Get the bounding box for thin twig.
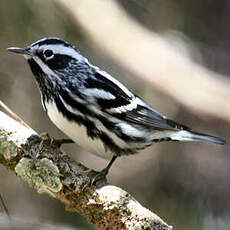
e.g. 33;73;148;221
0;192;10;218
0;100;31;130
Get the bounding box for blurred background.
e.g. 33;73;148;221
0;0;230;229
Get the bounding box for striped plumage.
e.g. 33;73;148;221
8;38;225;180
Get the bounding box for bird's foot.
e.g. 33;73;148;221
89;168;109;186
39;132;50;150
82;168;109;190
82;156;117;189
82;168;94;175
39;132;73;150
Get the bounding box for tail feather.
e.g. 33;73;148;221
179;130;226;145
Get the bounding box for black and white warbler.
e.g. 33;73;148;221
8;38;225;182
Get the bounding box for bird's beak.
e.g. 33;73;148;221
7;47;32;57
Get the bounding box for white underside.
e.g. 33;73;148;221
45;101;114;159
45;101;197;160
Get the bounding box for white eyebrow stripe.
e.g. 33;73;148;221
32;42;134;100
40;44;86;62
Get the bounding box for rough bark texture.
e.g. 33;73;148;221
0;111;172;230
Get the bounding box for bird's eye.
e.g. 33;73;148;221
43;49;54;58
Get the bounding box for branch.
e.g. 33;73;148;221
0;213;77;230
54;0;230;121
0;110;172;230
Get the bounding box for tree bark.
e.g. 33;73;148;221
0;111;172;230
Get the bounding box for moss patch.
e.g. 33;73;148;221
15;157;62;197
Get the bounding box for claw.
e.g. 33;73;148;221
82;169;94;175
38;133;73;150
40;132;50;138
39;140;44;151
51;139;74;148
81;183;89;191
80;168;108;191
89;168;108;186
82;156;117;189
39;132;50;150
82;168;108;190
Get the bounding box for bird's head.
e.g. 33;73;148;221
7;37;89;97
8;37;86;70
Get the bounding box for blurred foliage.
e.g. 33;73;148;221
0;0;230;230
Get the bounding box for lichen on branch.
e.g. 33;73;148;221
0;111;172;230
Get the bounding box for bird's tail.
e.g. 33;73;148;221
174;130;225;145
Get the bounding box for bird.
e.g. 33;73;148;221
7;37;226;183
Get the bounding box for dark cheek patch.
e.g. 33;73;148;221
34;52;74;71
46;54;73;70
27;58;43;77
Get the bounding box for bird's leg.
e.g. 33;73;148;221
51;139;74;147
39;132;74;150
89;155;117;186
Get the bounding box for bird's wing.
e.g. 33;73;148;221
113;101;190;131
81;70;189;131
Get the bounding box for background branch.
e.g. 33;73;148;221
1;1;229;229
0;110;172;230
55;0;230;121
